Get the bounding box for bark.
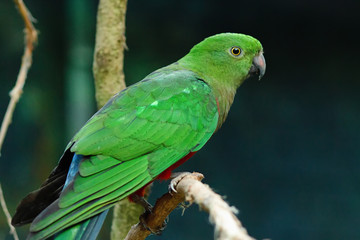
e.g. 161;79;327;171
93;0;128;108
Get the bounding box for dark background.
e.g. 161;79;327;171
1;0;359;239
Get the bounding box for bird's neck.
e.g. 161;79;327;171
212;84;236;129
175;59;238;129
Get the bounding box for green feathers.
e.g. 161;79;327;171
70;70;218;159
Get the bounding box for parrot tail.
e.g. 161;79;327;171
27;154;109;240
51;210;109;240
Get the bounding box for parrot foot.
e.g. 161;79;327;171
131;194;153;213
139;213;167;235
132;194;167;234
168;171;192;193
132;194;167;235
179;201;193;215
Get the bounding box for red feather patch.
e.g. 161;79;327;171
128;151;197;201
157;151;197;180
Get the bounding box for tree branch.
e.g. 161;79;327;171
0;1;37;240
93;0;128;108
125;173;255;240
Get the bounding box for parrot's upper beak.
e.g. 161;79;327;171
249;52;266;80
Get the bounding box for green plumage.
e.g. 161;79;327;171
70;70;218;158
12;33;265;240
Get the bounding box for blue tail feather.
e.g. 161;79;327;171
53;154;109;240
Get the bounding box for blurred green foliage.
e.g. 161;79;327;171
0;0;359;239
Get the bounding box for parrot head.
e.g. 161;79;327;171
179;32;265;89
178;32;265;126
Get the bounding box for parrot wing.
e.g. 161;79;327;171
28;68;219;239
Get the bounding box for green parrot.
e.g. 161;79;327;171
11;33;265;240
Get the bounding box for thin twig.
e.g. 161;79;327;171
0;1;37;240
125;172;254;240
0;0;37;154
0;184;19;240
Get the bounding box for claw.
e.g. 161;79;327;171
179;202;192;216
168;172;192;194
169;182;177;193
133;195;168;235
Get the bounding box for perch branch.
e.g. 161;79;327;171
125;172;254;240
0;1;37;240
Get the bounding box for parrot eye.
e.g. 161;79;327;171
230;47;242;57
